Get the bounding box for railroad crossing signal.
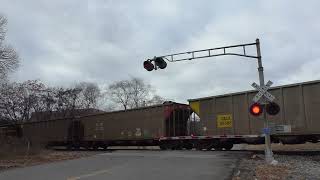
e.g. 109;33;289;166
251;80;280;116
143;39;277;163
143;57;167;71
251;80;275;103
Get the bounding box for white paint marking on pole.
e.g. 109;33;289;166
252;80;275;103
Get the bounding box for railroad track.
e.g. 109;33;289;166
54;148;320;156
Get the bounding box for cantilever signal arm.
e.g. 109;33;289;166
158;42;260;63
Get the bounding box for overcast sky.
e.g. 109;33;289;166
1;0;320;103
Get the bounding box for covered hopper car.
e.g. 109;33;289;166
159;80;320;150
11;102;192;150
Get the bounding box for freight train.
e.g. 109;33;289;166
1;80;320;150
1;102;193;150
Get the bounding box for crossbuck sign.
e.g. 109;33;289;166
252;80;275;103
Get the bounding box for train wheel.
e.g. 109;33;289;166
84;142;92;150
170;144;178;150
195;143;204;150
212;144;222;151
66;144;73;150
167;141;183;150
280;137;304;144
183;143;193;150
159;144;168;150
166;142;180;150
92;145;98;151
72;142;81;150
73;145;80;150
195;141;211;151
223;143;233;150
45;144;50;149
171;141;182;150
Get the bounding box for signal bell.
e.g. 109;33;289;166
143;60;154;71
249;103;263;116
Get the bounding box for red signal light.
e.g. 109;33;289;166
249;103;263;116
143;60;154;71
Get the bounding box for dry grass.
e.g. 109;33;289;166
255;164;291;180
1;137;34;158
0;138;96;171
0;149;97;171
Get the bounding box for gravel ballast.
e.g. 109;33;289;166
233;153;320;180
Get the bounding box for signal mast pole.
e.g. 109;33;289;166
144;38;275;163
256;39;274;163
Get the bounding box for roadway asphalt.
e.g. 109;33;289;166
0;150;248;180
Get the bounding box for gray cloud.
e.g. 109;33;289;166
1;0;320;103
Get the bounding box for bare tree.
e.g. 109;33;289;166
0;80;46;122
0;15;19;78
54;87;83;117
42;87;57;112
0;73;8;85
108;80;132;110
77;82;101;109
108;77;165;110
0;15;6;41
0;80;105;122
95;87;116;111
130;77;151;108
146;95;166;106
